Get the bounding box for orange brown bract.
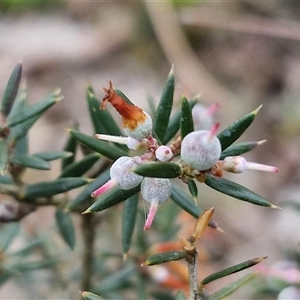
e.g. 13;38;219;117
101;81;147;131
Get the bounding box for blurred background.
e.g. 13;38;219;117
1;1;300;299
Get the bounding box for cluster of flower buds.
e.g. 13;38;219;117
91;82;174;229
180;123;221;171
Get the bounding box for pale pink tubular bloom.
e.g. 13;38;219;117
144;199;159;230
223;156;279;174
91;178;117;198
206;122;220;143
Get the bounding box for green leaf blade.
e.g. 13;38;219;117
220;141;262;160
66;168;110;211
84;185;141;213
59;153;100;178
69;129;127;161
10;154;51;170
24;177;89;199
122;194;138;255
217;105;262;151
180;96;194;139
132;162;181;178
204;174;274;207
154;66;175;141
1;63;22;117
55;207;76;250
144;250;186;266
33;151;72;162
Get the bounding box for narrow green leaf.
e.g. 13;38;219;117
208;273;257;300
0;223;20;251
10;154;51;170
84;184;140;213
1;63;22;117
217;105;262;151
82;292;105;300
0;139;8;174
66;168;110;211
59;153;100;178
132;162;181;178
24;177;89;199
14;258;58;272
163;99;197;144
61;124;78;170
201;257;266;285
171;182;218;229
0;173;12;184
55;207;76;250
220;141;263;160
13;135;28;156
180;96;194;139
33;151;72;162
154;66;174;141
204;174;275;207
7;90;61;127
122;194;138;255
69;129;127;161
144;250;186;266
96;264;135;293
187;179;198;202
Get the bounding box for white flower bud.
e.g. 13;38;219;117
181;125;221;171
155;146;173;162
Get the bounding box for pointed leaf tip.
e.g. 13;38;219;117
253;104;263;115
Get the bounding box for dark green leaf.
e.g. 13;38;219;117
13;135;28;156
66;168;110;211
33;151;72;162
0;173;12;184
14;258;58;272
204;174;275;207
201;257;266;285
59;153;100;178
132;162;181;178
82;292;105;300
55;207;76;250
96;264;135;293
220;141;262;160
7;90;61;127
0;223;20;251
0;139;8;173
1;63;22;117
10;154;51;170
24;177;89;199
144;250;186;266
163;99;197;144
171;181;218;229
180;96;194;139
122;194;138;255
69;129;127;161
208;273;257;300
187;179;198;202
84;184;141;213
217;105;262;151
154;66;174;141
61;124;78;170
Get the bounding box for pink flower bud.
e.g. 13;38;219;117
141;177;172;230
180;124;221;171
223;156;279;174
155;146;173;162
91;156;143;197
